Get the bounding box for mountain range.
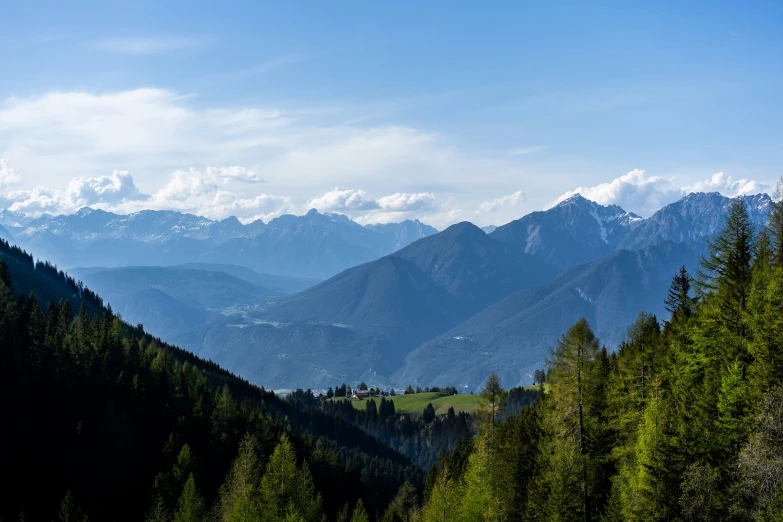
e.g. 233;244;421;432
171;191;770;390
1;207;438;279
2;191;774;390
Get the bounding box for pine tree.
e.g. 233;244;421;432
480;372;503;429
539;318;608;522
350;500;369;522
0;259;12;290
173;474;205;522
769;177;783;267
216;434;264;522
58;491;88;522
259;434;322;521
664;266;696;320
697;196;755;338
459;434;503;521
421;465;460;522
715;361;752;459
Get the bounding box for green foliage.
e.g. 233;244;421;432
416;199;783;521
770;177;783;267
0;239;422;522
350;500;369;522
259;434;322;522
172;474;205;522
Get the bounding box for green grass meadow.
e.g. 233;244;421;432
330;391;486;415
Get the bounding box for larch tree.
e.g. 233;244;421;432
540;318;608;522
259;433;322;522
769;177;783;267
480;371;504;431
172;474;205;522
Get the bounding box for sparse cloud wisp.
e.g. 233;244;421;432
93;36;211;55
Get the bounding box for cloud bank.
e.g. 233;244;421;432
0;88;776;226
552;170;772;216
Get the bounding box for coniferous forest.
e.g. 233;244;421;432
1;188;783;521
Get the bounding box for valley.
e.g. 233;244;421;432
1;190;772;391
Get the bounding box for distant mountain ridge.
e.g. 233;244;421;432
2;190;776;390
174;191;773;389
489;194;643;269
618;192;772;250
2;207;438;278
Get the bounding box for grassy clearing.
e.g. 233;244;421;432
330;391;486;415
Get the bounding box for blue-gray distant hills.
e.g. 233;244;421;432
1;207;437;279
1;191;773;390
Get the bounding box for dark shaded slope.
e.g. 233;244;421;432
394;240;705;391
0;239;422;521
0;239;104;313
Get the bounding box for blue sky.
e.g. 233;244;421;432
1;1;781;227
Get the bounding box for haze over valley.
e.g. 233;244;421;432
2;190;772;390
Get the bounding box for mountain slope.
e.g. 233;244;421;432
68;265;282;340
0;224;13;242
490;194;641;270
171;262;319;293
618;192;772;250
393;240;706;390
0;239;422;521
182;222;556;388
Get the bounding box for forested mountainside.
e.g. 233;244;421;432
0;239;423;521
415;195;783;521
0;191;781;521
285;387;539;470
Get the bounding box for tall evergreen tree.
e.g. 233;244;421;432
664;266;696;320
769;177;783;267
172;474;205;522
215;434;264;522
539;319;609;522
259;434;322;521
697;196;755;339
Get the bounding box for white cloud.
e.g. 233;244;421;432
377;192;436;212
0;159;21;187
308;188;436;216
66;170;147;205
0;88;466;194
683;172;770;197
477;190;526;214
126;167;284;219
7;170;148;215
551;169;772;216
551;169;678;215
308;188;378;212
2;166;283;220
93;36;208;55
207;166;264;183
